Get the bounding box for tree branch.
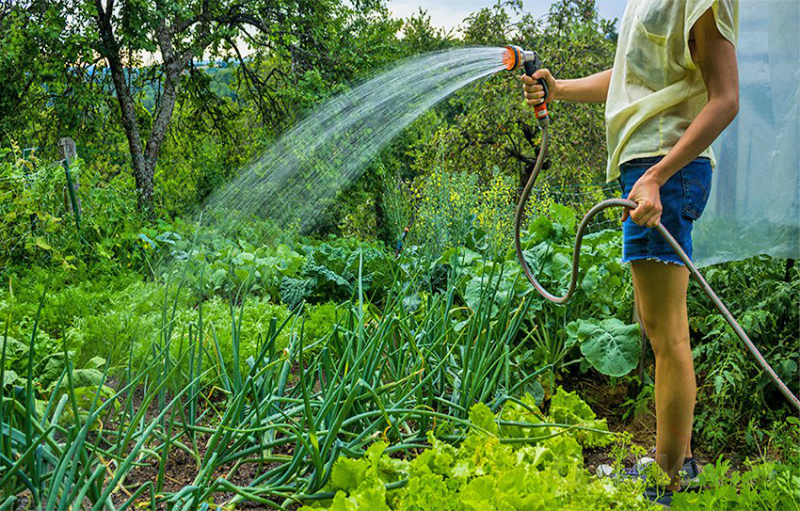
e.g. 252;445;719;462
144;18;181;170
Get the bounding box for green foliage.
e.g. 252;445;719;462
1;6;797;507
412;170;479;256
280;241;396;308
408;167;519;260
301;400;649;511
687;256;799;452
203;243;305;300
406;0;615;221
548;387;614;447
0;147;146;273
0;0;414;215
0;147;80;270
671;458;800;510
462;1;523;46
2;238;556;506
2;195;797;507
0;326;114;429
0;270;295;378
427;200;632;377
497;388;613;448
380;170;416;248
0;336;28;386
517;221;631;374
400;9;454;55
0;1;99;144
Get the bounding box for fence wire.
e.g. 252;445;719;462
525;181;622;233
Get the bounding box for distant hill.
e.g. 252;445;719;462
140;63;239;112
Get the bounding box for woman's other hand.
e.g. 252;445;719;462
521;69;558;105
623;172;663;228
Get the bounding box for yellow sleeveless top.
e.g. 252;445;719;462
605;0;738;182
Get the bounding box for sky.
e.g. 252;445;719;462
386;0;627;31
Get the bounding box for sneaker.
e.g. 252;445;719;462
679;457;701;490
644;486;673;507
597;455;700;491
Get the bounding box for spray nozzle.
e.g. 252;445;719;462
504;45;550;121
503;45;533;71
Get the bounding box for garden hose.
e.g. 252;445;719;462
505;46;800;413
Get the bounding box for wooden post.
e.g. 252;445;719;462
59;137;81;215
59;137;82;236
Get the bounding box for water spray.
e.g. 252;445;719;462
503;45;800;412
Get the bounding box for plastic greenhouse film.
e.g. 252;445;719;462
693;0;799;266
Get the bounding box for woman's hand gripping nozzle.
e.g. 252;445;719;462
504;45;550;124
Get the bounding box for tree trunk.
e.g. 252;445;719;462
94;0;152;211
108;57;152;211
142;19;188;200
93;4;191;214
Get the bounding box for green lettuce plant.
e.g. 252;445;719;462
299;396;648;511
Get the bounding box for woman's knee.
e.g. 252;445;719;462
648;331;691;358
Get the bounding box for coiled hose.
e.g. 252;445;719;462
514;117;800;413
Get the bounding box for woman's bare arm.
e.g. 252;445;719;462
521;69;612;104
624;8;739;227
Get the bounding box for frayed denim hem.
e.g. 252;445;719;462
620;255;686;267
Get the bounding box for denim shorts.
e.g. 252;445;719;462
618;156;712;265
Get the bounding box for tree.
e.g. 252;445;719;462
399;8;454;56
86;0;359;212
462;0;522;46
0;0;400;213
409;0;616;198
2;0;409;217
0;1;103;147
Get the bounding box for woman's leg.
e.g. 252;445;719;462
634;294;694;460
631;259;695;491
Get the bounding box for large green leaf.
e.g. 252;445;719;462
46;368;104;393
549;387;613;447
2;369;20;387
35;352;74;386
463;276;496;316
572;319;641;377
551;203;577;235
56;384;117;428
279;276;314;308
0;336;28;367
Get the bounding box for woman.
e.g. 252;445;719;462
521;0;739;505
